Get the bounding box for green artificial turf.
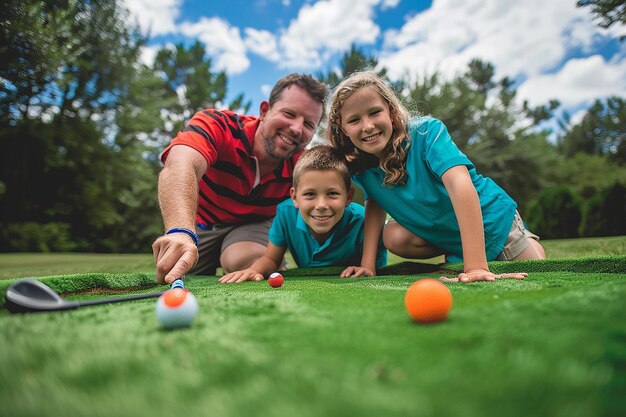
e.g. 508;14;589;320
1;256;625;417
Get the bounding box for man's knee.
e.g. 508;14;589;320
220;242;267;273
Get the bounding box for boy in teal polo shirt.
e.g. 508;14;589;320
219;145;387;283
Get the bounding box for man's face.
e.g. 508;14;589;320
258;85;324;160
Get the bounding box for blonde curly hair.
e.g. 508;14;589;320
326;71;411;186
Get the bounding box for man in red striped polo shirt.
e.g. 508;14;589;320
153;74;327;284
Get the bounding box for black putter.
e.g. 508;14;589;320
3;278;169;313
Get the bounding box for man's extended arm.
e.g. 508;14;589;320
152;145;208;284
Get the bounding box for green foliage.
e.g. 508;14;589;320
0;117;162;252
527;187;582;239
577;0;626;31
316;44;384;88
580;182;626;237
0;0;144;124
559;97;626;164
543;152;626;199
153;41;251;136
2;222;76;252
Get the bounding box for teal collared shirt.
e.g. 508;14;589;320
269;199;388;268
353;116;517;261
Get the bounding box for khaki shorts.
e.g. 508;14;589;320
496;211;540;261
189;219;272;275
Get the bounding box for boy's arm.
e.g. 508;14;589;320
442;165;526;282
341;198;387;277
218;243;286;283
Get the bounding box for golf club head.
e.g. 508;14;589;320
4;279;79;313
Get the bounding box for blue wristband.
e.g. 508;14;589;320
165;228;199;247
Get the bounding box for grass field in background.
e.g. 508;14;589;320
0;237;624;417
0;235;624;279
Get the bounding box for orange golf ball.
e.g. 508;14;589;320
404;278;453;323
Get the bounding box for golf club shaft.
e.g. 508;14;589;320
77;291;164;306
76;278;185;307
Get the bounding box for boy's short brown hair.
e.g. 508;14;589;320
293;145;352;191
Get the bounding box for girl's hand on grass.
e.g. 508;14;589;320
219;269;264;284
340;266;375;278
439;269;528;283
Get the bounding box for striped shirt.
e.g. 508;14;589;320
161;109;299;227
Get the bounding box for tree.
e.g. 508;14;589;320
0;0;155;252
577;0;626;35
153;41;250;138
316;44;384;88
0;0;89;124
543;152;626;199
558;97;625;164
580;182;626;237
527;187;582;239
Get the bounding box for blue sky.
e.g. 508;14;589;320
124;0;625;126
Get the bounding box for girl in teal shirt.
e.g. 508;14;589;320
327;71;545;283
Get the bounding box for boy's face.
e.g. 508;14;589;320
290;169;354;242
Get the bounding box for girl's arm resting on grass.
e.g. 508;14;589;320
442;166;527;283
153;145;207;284
218;243;286;283
341;199;387;278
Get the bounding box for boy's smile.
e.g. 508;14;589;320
291;170;354;243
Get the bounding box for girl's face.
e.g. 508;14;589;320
339;86;393;159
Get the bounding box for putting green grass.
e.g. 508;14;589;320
1;256;625;417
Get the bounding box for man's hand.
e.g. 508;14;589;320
218;269;264;284
152;234;199;284
439;268;527;283
340;265;376;278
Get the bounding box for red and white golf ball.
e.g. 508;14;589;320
268;272;284;288
155;288;198;329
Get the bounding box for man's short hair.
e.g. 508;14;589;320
293;145;352;191
269;74;328;107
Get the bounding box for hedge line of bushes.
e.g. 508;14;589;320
526;182;625;239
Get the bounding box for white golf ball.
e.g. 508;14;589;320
155;288;199;329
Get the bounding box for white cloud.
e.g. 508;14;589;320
381;0;603;80
517;55;626;108
244;28;281;62
381;0;400;9
139;44;161;66
261;84;273;99
378;0;624;112
178;17;250;75
276;0;386;68
122;0;181;36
